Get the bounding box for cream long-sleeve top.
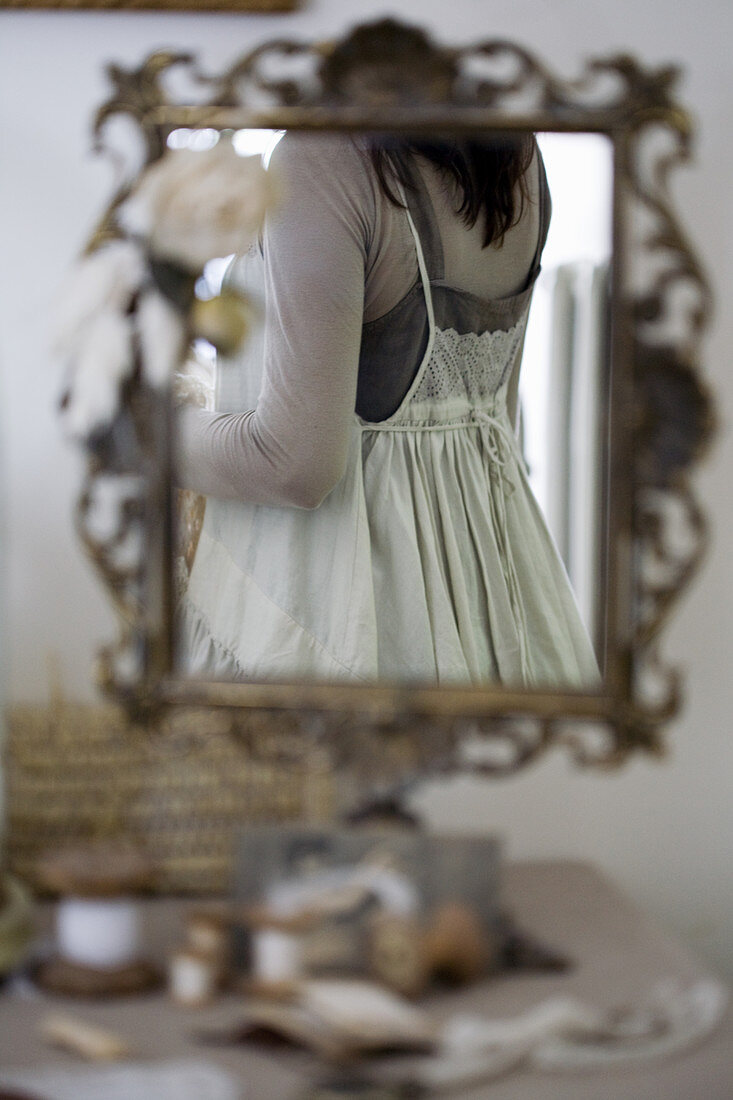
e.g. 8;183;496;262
176;131;544;507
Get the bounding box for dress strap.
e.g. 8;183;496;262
357;158;439;425
386;175;438;410
391;152;445;281
526;145;552;283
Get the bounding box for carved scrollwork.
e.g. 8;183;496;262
76;18;714;787
621;110;714;738
90;21;703;136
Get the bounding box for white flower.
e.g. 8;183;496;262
118;141;274;271
173;343;217;410
61;309;133;440
137;287;187;390
54;241;145;440
51;240;145;359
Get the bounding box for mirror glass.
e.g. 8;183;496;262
172;129;613;692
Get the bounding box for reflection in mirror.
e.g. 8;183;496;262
522;134;612;662
172;129;612;691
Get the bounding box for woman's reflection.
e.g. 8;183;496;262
176;132;599;686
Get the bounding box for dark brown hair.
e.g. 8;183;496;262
368;134;535;248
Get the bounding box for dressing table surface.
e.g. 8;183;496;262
1;860;730;1099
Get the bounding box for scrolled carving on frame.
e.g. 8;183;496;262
73;18;714;780
622;103;714;744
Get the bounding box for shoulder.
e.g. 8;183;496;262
269;130;369;174
268;132;377;224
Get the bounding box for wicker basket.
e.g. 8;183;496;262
4;702;334;894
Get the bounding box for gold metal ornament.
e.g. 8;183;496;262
191;291;256;356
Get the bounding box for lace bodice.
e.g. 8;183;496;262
410;316;528;410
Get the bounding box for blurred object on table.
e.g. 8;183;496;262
0;874;33;978
32;842;160;997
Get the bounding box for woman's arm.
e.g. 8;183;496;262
176;134;374;509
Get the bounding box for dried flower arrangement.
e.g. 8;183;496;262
54;139;275;442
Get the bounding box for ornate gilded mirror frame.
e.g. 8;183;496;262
72;19;714;781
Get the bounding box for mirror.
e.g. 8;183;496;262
171;128;613;692
64;19;713;777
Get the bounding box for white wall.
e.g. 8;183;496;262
1;0;731;976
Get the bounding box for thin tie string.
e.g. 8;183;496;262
471;408;516;495
472;408;530;682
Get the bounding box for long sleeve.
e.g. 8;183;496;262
176;135;546;507
176;133;376;509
